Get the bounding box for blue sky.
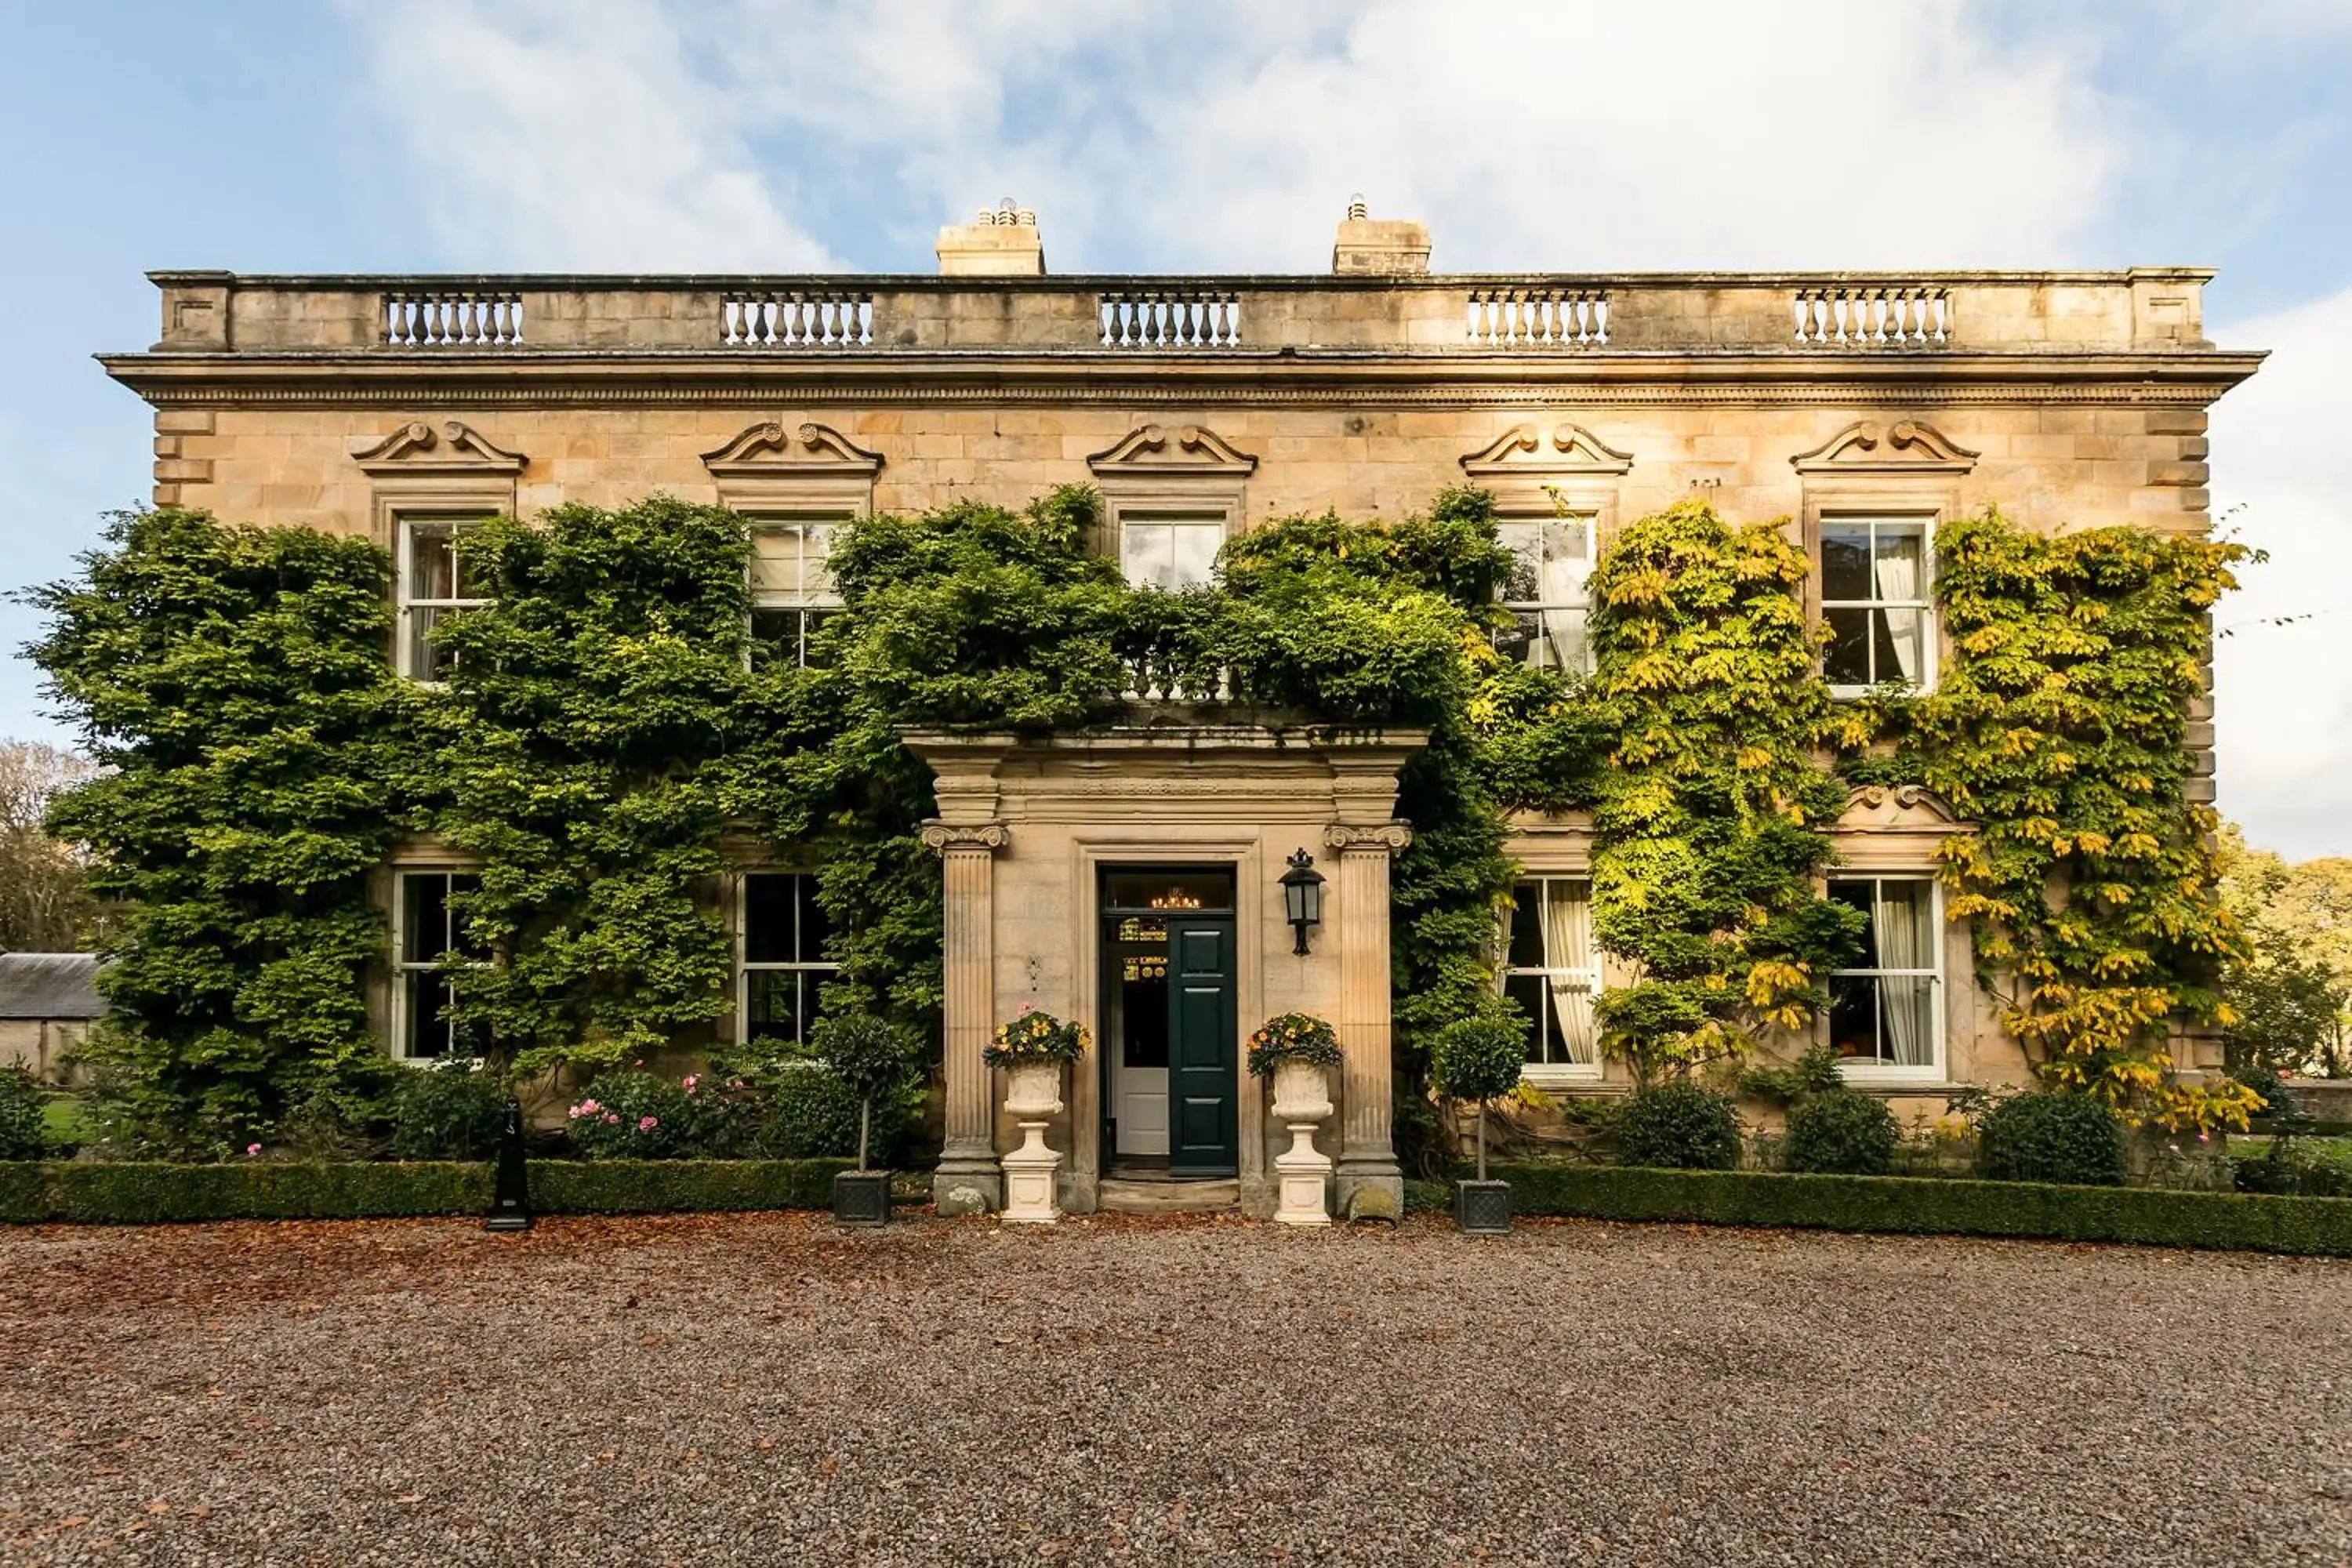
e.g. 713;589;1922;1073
4;1;2350;853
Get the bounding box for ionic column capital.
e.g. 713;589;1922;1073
1323;822;1412;855
920;821;1011;855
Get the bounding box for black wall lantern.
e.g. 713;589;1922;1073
1280;848;1326;955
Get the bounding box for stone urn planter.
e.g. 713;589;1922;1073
1247;1012;1343;1227
999;1059;1065;1224
1269;1058;1335;1227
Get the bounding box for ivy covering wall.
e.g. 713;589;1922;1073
29;490;2251;1156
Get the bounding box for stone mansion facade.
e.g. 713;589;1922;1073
102;204;2259;1214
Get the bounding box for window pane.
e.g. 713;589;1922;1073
401;874;449;964
792;875;831;964
1530;607;1588;672
407;522;472;601
1504;972;1549;1064
1875;880;1936;968
1820;526;1873;601
743;873;796;964
750;527;808;598
1505;884;1546;968
1540;881;1591;969
750;608;804;668
1121;524;1175;589
745;969;814;1048
1824;607;1871;685
1167;523;1222;590
1830;880;1877;967
1104;869;1236;912
1878;606;1925;686
1497;522;1542;602
402;971;456;1058
407;606;449;681
1874;524;1924;588
1828;974;1882;1062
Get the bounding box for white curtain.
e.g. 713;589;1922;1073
1875;884;1936;1068
1873;537;1921;684
1542;882;1596;1065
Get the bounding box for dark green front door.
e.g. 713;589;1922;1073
1166;916;1237;1176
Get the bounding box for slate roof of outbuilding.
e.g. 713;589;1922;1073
0;953;105;1019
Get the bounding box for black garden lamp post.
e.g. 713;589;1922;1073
1280;848;1325;956
485;1097;532;1232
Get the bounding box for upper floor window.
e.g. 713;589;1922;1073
1497;513;1594;673
746;511;849;668
740;872;837;1048
1502;877;1600;1077
1118;506;1227;591
1826;875;1941;1076
397;517;489;681
394;870;489;1060
1821;517;1931;694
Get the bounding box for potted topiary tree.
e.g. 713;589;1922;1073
815;1012;914;1227
1431;1014;1529;1236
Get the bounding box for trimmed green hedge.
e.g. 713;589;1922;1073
1490;1162;2352;1257
0;1159;851;1225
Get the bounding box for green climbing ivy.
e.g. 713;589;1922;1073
1576;499;1864;1083
1885;509;2260;1131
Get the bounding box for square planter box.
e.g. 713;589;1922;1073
1454;1178;1512;1236
833;1170;890;1228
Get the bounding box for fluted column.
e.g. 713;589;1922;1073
921;821;1009;1214
1325;821;1411;1216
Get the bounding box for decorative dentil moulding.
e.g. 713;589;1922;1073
1790;419;1979;475
1086;423;1260;477
1458;422;1634;478
699;420;884;478
350;419;527;475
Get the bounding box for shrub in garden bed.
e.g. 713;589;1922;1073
1615;1081;1741;1171
1784;1088;1900;1176
390;1062;510;1160
0;1067;47;1162
1978;1091;2125;1186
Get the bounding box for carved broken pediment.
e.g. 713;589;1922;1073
1086;423;1259;477
1840;784;1965;830
1459;423;1634;479
700;421;884;479
350;420;526;475
1791;419;1978;475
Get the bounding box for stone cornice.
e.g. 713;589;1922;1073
97;350;2265;410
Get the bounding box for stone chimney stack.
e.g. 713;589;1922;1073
936;198;1045;276
1332;195;1430;277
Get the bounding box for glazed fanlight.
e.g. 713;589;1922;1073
1279;848;1326;956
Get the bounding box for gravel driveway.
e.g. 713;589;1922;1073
1;1210;2345;1567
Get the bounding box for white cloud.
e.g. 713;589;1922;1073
351;0;836;270
354;0;2121;274
2209;287;2352;860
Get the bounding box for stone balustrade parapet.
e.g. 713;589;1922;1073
138;268;2223;358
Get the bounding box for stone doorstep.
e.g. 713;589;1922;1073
1097;1177;1241;1215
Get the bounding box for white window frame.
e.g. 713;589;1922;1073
1114;503;1231;591
1501;875;1604;1085
1824;873;1944;1083
1819;514;1935;698
743;509;852;669
1496;506;1596;675
736;871;840;1049
390;869;489;1062
395;515;491;682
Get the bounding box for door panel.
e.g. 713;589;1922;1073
1167;920;1237;1176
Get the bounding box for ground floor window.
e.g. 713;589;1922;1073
1827;876;1942;1074
1502;877;1600;1075
740;872;837;1048
394;870;487;1059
